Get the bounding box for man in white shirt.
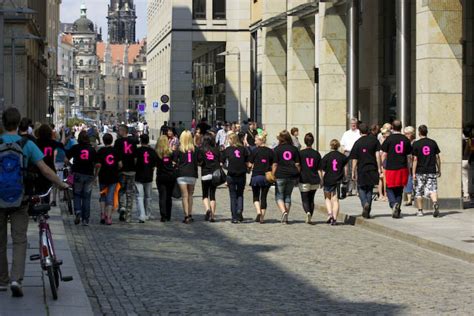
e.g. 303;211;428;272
216;123;230;150
341;118;361;196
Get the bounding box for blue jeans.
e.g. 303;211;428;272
404;175;413;193
358;185;374;209
73;173;94;221
227;175;246;220
100;183;117;207
387;187;404;209
275;178;297;206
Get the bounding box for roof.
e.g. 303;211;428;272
73;16;95;33
96;39;146;65
61;33;73;45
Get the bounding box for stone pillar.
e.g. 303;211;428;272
416;0;463;208
261;26;287;144
318;2;347;153
287;15;316;138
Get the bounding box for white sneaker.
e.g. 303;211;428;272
305;212;312;224
10;281;23;297
417;210;424;217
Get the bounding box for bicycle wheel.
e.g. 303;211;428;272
54;267;60;288
47;266;58;300
65;190;73;215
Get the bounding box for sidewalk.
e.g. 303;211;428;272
310;191;474;263
0;206;93;316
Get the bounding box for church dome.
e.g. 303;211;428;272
73;3;95;33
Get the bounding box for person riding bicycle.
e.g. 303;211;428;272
0;108;68;298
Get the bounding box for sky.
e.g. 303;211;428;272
60;0;147;40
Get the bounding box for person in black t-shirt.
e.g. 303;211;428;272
412;125;441;217
156;136;177;222
114;124;138;223
298;133;322;224
221;133;250;223
244;121;258;152
174;130;200;224
198;133;221;222
272;130;300;224
196;118;211;135
350;123;382;219
381;120;412;218
321;139;348;225
249;132;274;224
95;133;119;225
135;134;158;223
66;131;98;226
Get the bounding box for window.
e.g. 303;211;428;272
213;0;226;19
135;86;140;95
140;85;145;95
129;86;133;95
193;0;206;19
79;95;84;106
89;96;94;107
79;78;84;89
79;59;83;66
89;78;93;88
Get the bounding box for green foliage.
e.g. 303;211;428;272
67;117;85;128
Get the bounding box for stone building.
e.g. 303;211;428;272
71;3;103;120
53;33;75;123
0;0;61;122
146;0;251;134
108;0;137;44
251;0;474;208
96;40;146;124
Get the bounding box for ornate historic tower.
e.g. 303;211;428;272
107;0;137;44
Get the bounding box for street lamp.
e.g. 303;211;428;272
218;48;242;124
0;6;37;112
10;32;42;105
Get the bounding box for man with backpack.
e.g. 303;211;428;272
0;108;68;297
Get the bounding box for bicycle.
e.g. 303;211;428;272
29;187;73;300
60;165;74;215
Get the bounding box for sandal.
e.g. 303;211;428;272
182;216;191;224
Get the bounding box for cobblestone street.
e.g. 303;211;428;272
64;184;474;315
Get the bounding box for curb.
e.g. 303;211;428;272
314;204;474;264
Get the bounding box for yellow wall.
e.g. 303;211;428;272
251;0;263;24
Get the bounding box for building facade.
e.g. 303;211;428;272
71;3;102;120
108;0;137;44
53;33;75;123
0;0;61;122
146;0;251;134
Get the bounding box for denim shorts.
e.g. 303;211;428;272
100;183;117;206
275;178;297;204
324;185;338;194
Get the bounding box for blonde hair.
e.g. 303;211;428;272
404;126;415;140
179;130;195;153
382;123;392;131
330;139;340;151
156;135;172;159
228;132;243;147
256;131;267;144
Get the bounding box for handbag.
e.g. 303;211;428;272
265;171;276;184
212;168;227;186
172;182;181;199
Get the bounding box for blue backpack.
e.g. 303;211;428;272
0;137;28;209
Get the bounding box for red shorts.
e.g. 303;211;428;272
385;168;409;188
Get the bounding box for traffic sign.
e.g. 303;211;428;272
160;95;169;104
152;101;159;112
138;103;146;113
161;104;170;113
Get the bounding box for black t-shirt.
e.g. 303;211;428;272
299;148;322;184
274;144;300;179
249;147;275;177
381;133;412;170
321;151;348;186
114;136;138;172
67;144;97;176
246;129;258;147
135;146;159;183
36;139;63;171
197;122;211;135
96;147;119;185
221;146;249;177
350;135;381;186
173;149;199;178
156;155;176;181
412;138;440;174
198;147;221;176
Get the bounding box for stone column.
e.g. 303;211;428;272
318;2;347;153
261;26;288;144
416;0;463;208
286;15;316;139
